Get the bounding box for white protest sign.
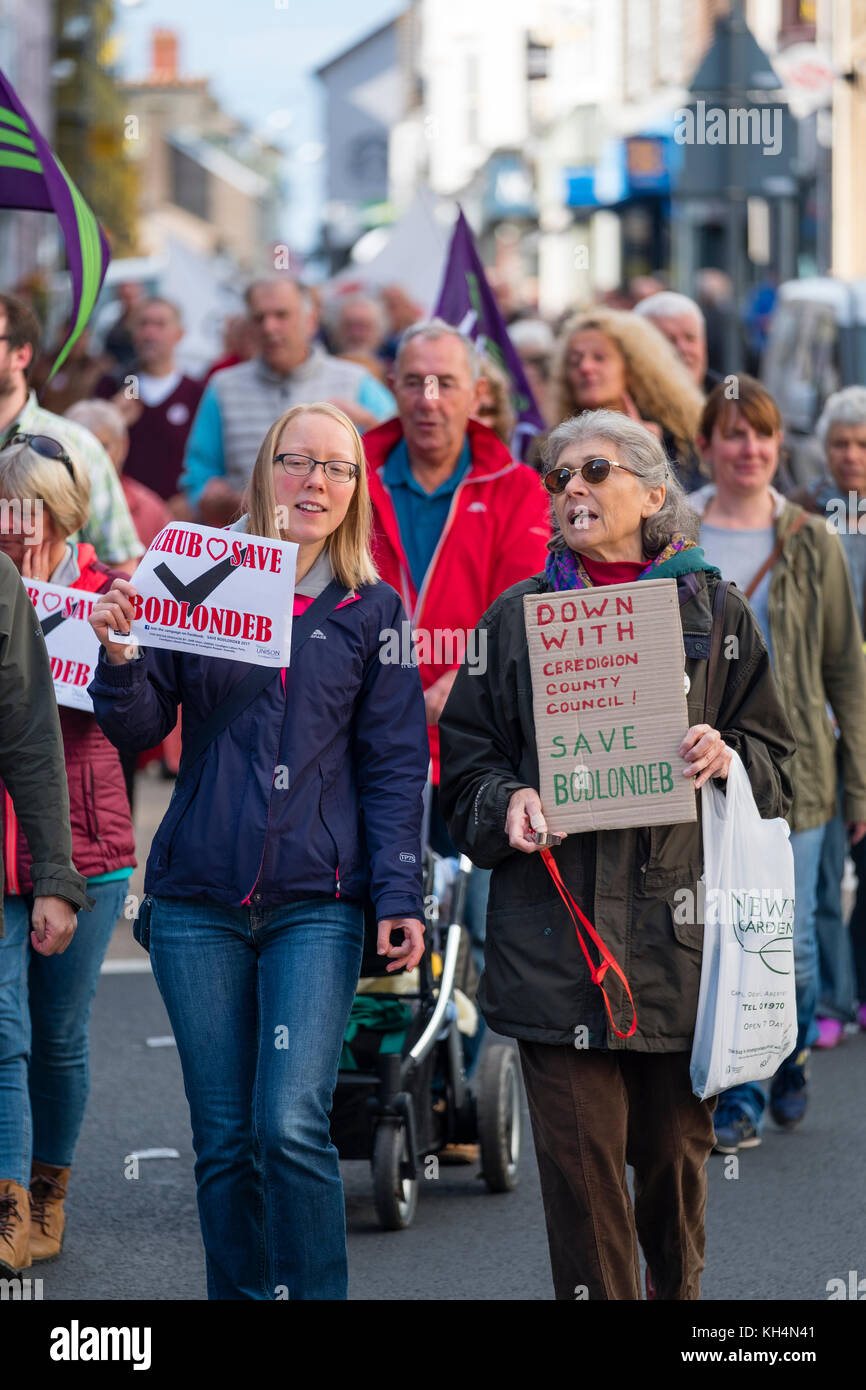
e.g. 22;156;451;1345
25;578;102;712
110;522;297;666
524;578;696;833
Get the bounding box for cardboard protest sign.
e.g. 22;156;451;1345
110;522;297;666
524;578;696;832
25;578;102;712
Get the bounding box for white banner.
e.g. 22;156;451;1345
24;578;102;712
110;522;297;666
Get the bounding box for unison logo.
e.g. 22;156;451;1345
674;100;782;156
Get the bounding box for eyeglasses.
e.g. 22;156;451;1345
273;453;359;484
542;458;641;493
3;433;76;481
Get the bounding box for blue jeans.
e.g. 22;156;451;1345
148;895;365;1301
720;824;825;1129
815;809;858;1021
0;880;126;1183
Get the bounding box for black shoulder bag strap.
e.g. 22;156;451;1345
180;578;348;769
703;578;731;729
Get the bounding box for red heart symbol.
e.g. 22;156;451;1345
206;537;228;561
42;591;61;611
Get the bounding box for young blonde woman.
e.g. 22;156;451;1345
88;403;429;1300
550;307;705;491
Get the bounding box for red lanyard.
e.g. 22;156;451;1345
540;848;637;1040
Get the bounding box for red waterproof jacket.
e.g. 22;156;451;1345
2;544;137;893
364;417;550;780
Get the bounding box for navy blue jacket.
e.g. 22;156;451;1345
89;581;428;921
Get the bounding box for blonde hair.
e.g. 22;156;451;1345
476;353;517;445
244;402;378;590
0;439;90;539
552;307;704;457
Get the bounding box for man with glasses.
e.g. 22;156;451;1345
366;320;549;748
0;294;142;573
180;278;395;529
364;320;549;1105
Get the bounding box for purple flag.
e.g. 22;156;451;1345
0;68;111;378
434;207;545;458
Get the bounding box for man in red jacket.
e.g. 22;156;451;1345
366;318;550;784
365;320;549;1098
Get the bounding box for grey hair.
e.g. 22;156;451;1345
244;277;312;311
541;409;700;556
633;291;705;331
394;317;480;382
815;386;866;447
333;293;385;333
66;398;128;445
508;318;555;356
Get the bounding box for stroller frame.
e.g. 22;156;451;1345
331;785;522;1230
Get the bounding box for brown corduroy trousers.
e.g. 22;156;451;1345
517;1042;717;1301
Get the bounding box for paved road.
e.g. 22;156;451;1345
34;963;866;1302
36;769;863;1302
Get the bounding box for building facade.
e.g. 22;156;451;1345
121;29;283;274
315;16;403;271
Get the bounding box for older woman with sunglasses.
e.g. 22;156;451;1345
438;409;794;1301
0;435;135;1272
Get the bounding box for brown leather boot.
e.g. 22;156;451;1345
0;1180;31;1272
29;1163;70;1263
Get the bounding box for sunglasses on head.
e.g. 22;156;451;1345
4;433;76;481
543;457;639;493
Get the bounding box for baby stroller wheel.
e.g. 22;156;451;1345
372;1121;418;1231
477;1045;522;1192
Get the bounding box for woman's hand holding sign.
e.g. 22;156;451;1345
506;724;730;853
90;577;139;664
506;788;568;854
679;724;732;789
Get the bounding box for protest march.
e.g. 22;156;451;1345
0;5;864;1361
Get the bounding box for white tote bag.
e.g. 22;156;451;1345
690;750;798;1100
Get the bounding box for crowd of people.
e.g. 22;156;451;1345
0;265;863;1302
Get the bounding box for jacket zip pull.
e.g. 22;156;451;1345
335;865;341;899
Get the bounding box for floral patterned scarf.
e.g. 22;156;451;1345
544;532;699;591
